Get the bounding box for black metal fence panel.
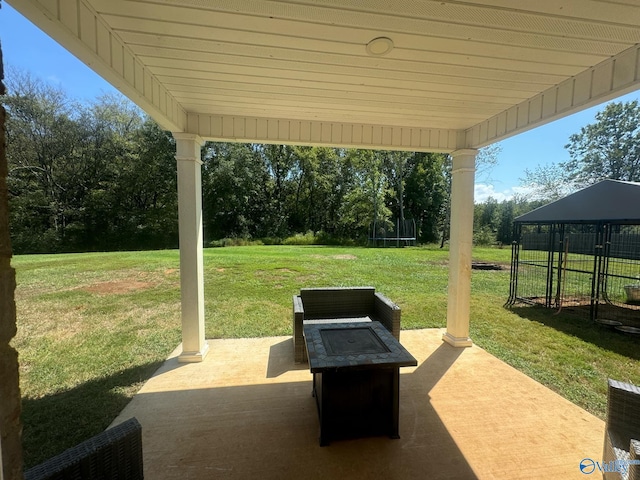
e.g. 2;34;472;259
509;222;640;328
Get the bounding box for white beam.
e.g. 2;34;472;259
174;133;208;362
443;149;476;348
466;43;640;148
187;114;459;152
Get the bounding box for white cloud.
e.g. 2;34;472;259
474;184;535;203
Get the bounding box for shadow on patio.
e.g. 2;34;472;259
112;329;604;479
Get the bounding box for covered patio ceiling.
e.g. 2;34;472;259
9;0;640;152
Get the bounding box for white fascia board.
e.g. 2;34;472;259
187;114;458;153
465;43;640;149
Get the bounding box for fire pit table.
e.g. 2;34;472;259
303;321;417;446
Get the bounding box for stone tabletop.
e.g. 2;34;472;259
303;321;417;373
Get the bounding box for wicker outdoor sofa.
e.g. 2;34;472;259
24;417;143;480
292;286;401;363
603;379;640;480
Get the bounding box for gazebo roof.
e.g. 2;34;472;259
515;179;640;224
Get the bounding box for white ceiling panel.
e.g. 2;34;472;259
8;0;640;150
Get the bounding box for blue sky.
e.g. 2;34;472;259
2;3;639;203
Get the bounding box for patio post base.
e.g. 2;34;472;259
442;332;473;348
178;342;210;363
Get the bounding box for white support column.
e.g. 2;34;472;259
174;133;209;362
443;149;477;348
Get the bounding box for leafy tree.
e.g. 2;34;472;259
382;150;412;222
404;152;448;243
259;144;297;238
338;149;392;240
565;100;640;186
479;196;498;231
475;143;501;184
473;197;500;245
202;142;269;240
72;94;145;249
520;163;575;202
4;69;179;252
495;199;515;245
288;146;345;235
521;100;640;202
473;195;547;246
4;68;83;251
106;118;178;250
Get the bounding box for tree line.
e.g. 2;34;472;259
473;196;546;246
201;143;451;245
9;68;632;254
4;69;453;254
5;70;178;253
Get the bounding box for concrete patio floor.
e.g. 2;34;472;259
112;328;604;479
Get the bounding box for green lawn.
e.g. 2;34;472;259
12;245;640;468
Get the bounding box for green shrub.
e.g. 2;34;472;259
208;237;264;247
473;226;496;246
315;231;360;246
283;231;316;245
260;237;283;245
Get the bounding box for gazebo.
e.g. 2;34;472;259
2;1;640;474
508;179;640;328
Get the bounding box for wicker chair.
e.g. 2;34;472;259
293;286;401;363
603;379;640;480
24;417;143;480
